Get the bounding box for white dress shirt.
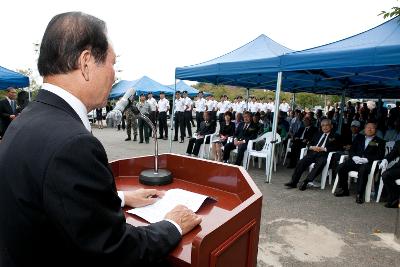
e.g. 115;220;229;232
42;83;91;132
365;136;374;149
279;102;290;112
147;97;158;112
183;97;193;111
157;98;170;112
206;99;214;111
174;98;185;112
195;97;206;112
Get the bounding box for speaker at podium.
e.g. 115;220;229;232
111;153;263;267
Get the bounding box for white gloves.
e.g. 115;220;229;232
379;159;388;172
352;156;368;164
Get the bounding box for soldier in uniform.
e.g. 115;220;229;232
125;96;138;141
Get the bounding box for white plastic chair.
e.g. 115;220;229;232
245;133;281;173
331;155;380;202
282;138;292;166
299;147;337;190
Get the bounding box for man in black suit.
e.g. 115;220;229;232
285;119;341;191
378;140;400;208
223;111;258;166
0;87;18;137
287;117;317;168
186;111;215;157
0;12;201;267
335;122;386;204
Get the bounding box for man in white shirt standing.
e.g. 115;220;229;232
173;91;185;143
279;99;290;116
146;92;157;138
157;91;170;140
182;91;193;138
217;95;231;126
194;91;206;130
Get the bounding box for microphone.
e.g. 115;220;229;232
132;107;173;186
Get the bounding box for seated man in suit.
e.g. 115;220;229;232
287;117;317;168
186;111;215;157
0;12;201;267
379;140;400;208
285;119;341;191
0;87;18;138
335;122;386;204
223;111;258;166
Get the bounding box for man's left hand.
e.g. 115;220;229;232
123;189;165;208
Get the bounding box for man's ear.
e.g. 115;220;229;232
79;50;92;81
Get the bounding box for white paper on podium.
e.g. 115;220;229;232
127;188;210;223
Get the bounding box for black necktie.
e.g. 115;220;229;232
301;127;308;139
11;100;16;113
317;134;327;147
244;124;248;131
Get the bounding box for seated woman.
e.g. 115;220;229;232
212;111;235;161
186;111;216;157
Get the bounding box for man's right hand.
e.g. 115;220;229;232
10;115;16;120
165;205;202;235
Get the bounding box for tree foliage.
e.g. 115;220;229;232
379;1;400;19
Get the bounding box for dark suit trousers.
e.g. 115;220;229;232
382;167;400;204
196;112;204;131
158;111;168;138
337;159;372;194
186;136;210;156
289;139;306;166
184;111;192;137
174;112;185;140
291;152;328;184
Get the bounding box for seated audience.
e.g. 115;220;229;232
285;119;341;191
334;122;386;204
211;111;235;161
222;111;258;165
186;111;215;157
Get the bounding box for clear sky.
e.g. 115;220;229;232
1;0;398;85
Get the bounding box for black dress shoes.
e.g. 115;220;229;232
179;139;184;143
299;180;308;191
334;190;350;197
124;137;131;141
173;138;178;141
356;194;364;204
284;182;297;188
384;200;399;208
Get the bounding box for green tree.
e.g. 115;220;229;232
379;1;400;19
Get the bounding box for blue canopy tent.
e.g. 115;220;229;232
167;80;210;97
0;66;29;90
109;76;174;99
175;17;400;182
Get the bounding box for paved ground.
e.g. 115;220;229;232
93;126;400;267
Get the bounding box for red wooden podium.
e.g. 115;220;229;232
111;153;262;267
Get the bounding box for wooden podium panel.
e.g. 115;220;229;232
111;153;262;267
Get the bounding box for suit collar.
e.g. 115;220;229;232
34;89;85;128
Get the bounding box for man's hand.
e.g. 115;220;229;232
10;115;16;120
379;159;388;172
165;205;202;235
123;189;164;208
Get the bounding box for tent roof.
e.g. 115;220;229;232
109;76;175;99
167;81;211;97
175;34;293;82
175;18;400;98
0;66;29;90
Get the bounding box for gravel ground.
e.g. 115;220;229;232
93;126;400;267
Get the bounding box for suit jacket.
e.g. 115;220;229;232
294;126;317;143
197;120;216;136
0;98;17;136
349;134;386;162
308;131;341;153
0;90;180;267
235;122;258;143
384;140;400;166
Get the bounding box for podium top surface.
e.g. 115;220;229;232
111;153;262;265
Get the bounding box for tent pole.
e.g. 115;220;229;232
266;71;282;183
246;88;249;111
337;90;346;135
292;93;296;110
324;94;327;109
169;78;177;152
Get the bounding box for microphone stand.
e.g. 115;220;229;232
133;108;172;185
